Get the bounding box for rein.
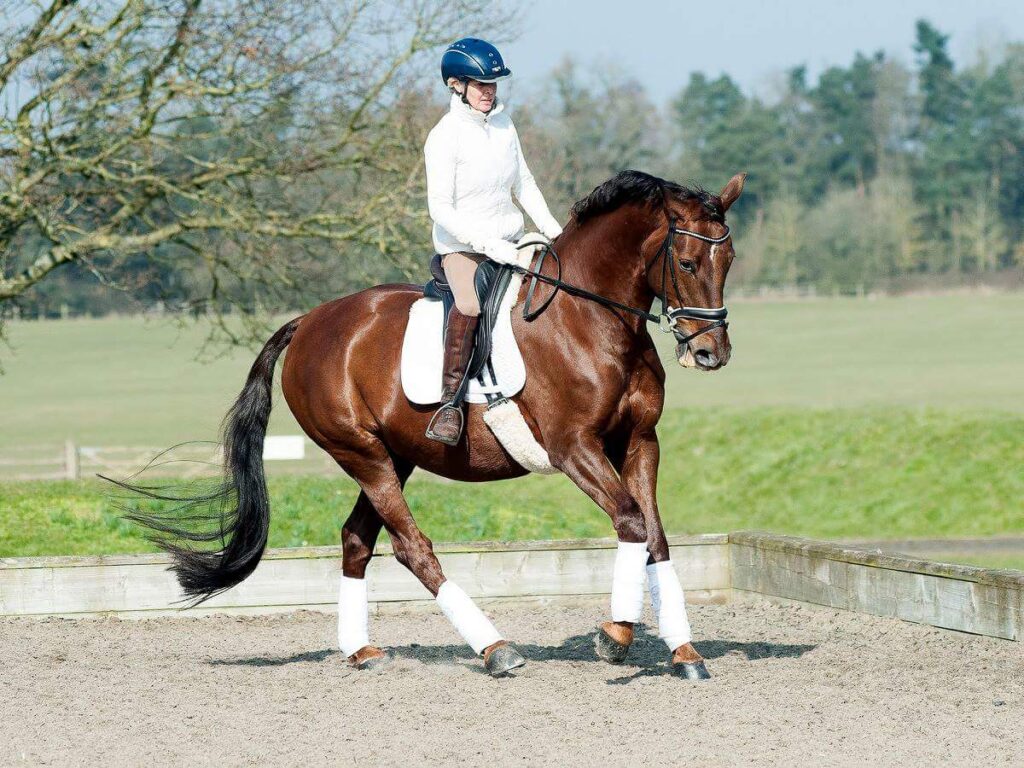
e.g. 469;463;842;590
512;218;731;349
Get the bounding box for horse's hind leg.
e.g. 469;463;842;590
335;441;525;677
338;490;394;669
337;457;414;669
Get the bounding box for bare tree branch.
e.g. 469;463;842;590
1;0;518;343
0;0;78;89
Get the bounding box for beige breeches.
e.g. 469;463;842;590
442;251;485;317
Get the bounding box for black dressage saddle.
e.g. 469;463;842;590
423;254;515;399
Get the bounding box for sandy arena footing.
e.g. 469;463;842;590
2;598;1022;767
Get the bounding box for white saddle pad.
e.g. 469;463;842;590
401;268;527;405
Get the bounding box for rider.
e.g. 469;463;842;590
423;37;563;445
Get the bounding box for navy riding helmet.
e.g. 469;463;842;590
440;38;512;85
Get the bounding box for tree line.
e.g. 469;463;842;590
2;4;1022;346
518;20;1024;294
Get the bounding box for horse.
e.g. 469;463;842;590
123;169;746;679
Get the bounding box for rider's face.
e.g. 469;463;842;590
461;79;497;113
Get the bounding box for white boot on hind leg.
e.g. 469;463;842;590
435;580;502;653
435;580;525;676
338;575;369;655
338;575;386;669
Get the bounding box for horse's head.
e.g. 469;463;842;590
644;172;746;371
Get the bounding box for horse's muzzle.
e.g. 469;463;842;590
677;341;731;371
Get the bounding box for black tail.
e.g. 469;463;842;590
106;317;301;605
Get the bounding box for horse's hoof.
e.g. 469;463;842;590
595;624;632;664
673;660;711;680
348;646;388;671
484;642;526;677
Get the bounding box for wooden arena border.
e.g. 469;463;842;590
730;532;1024;641
2;532;1022;641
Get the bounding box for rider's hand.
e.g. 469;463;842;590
542;222;563;240
480;238;520;266
516;232;550;259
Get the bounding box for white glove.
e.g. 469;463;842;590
516;232;550;261
541;222;563;240
479;238;520;266
517;232;548;246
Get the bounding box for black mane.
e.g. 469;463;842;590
570;170;723;224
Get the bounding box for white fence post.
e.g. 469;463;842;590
64;439;80;481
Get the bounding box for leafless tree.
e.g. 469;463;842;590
0;0;515;342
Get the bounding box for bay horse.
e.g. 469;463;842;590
124;169;745;678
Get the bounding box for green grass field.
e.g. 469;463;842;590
1;294;1023;560
3;293;1023;447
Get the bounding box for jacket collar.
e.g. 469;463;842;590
449;92;505;124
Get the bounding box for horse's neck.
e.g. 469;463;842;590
554;213;655;330
513;211;659;393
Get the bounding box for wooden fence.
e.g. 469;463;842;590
2;532;1022;641
730;532;1024;641
0;436;335;481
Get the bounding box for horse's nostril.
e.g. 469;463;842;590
694;349;719;368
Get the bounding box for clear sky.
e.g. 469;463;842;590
499;0;1024;103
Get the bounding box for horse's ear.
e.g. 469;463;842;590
719;173;747;211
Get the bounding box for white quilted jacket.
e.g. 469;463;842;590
424;94;562;255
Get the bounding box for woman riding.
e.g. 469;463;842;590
423;37;563;445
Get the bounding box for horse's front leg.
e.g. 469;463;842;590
619;429;710;680
551;437;652;664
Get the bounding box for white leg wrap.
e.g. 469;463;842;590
337;575;370;657
610;540;649;623
435;581;503;655
647;560;692;651
647;563;664;615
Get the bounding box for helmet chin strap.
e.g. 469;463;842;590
450;79;472;106
452;80;493;113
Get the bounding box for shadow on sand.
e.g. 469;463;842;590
206;648;338;667
205;625;815;681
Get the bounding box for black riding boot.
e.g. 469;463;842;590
425;308;479;445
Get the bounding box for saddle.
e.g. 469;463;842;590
405;253;556;473
423;254;515;399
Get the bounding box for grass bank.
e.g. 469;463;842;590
3;407;1021;558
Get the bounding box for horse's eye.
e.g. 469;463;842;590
679;260;697;274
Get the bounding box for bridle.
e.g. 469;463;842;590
649;218;730;347
513;216;731;352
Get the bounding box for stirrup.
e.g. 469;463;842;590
425;402;464;446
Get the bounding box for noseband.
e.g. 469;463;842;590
515;217;731;353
